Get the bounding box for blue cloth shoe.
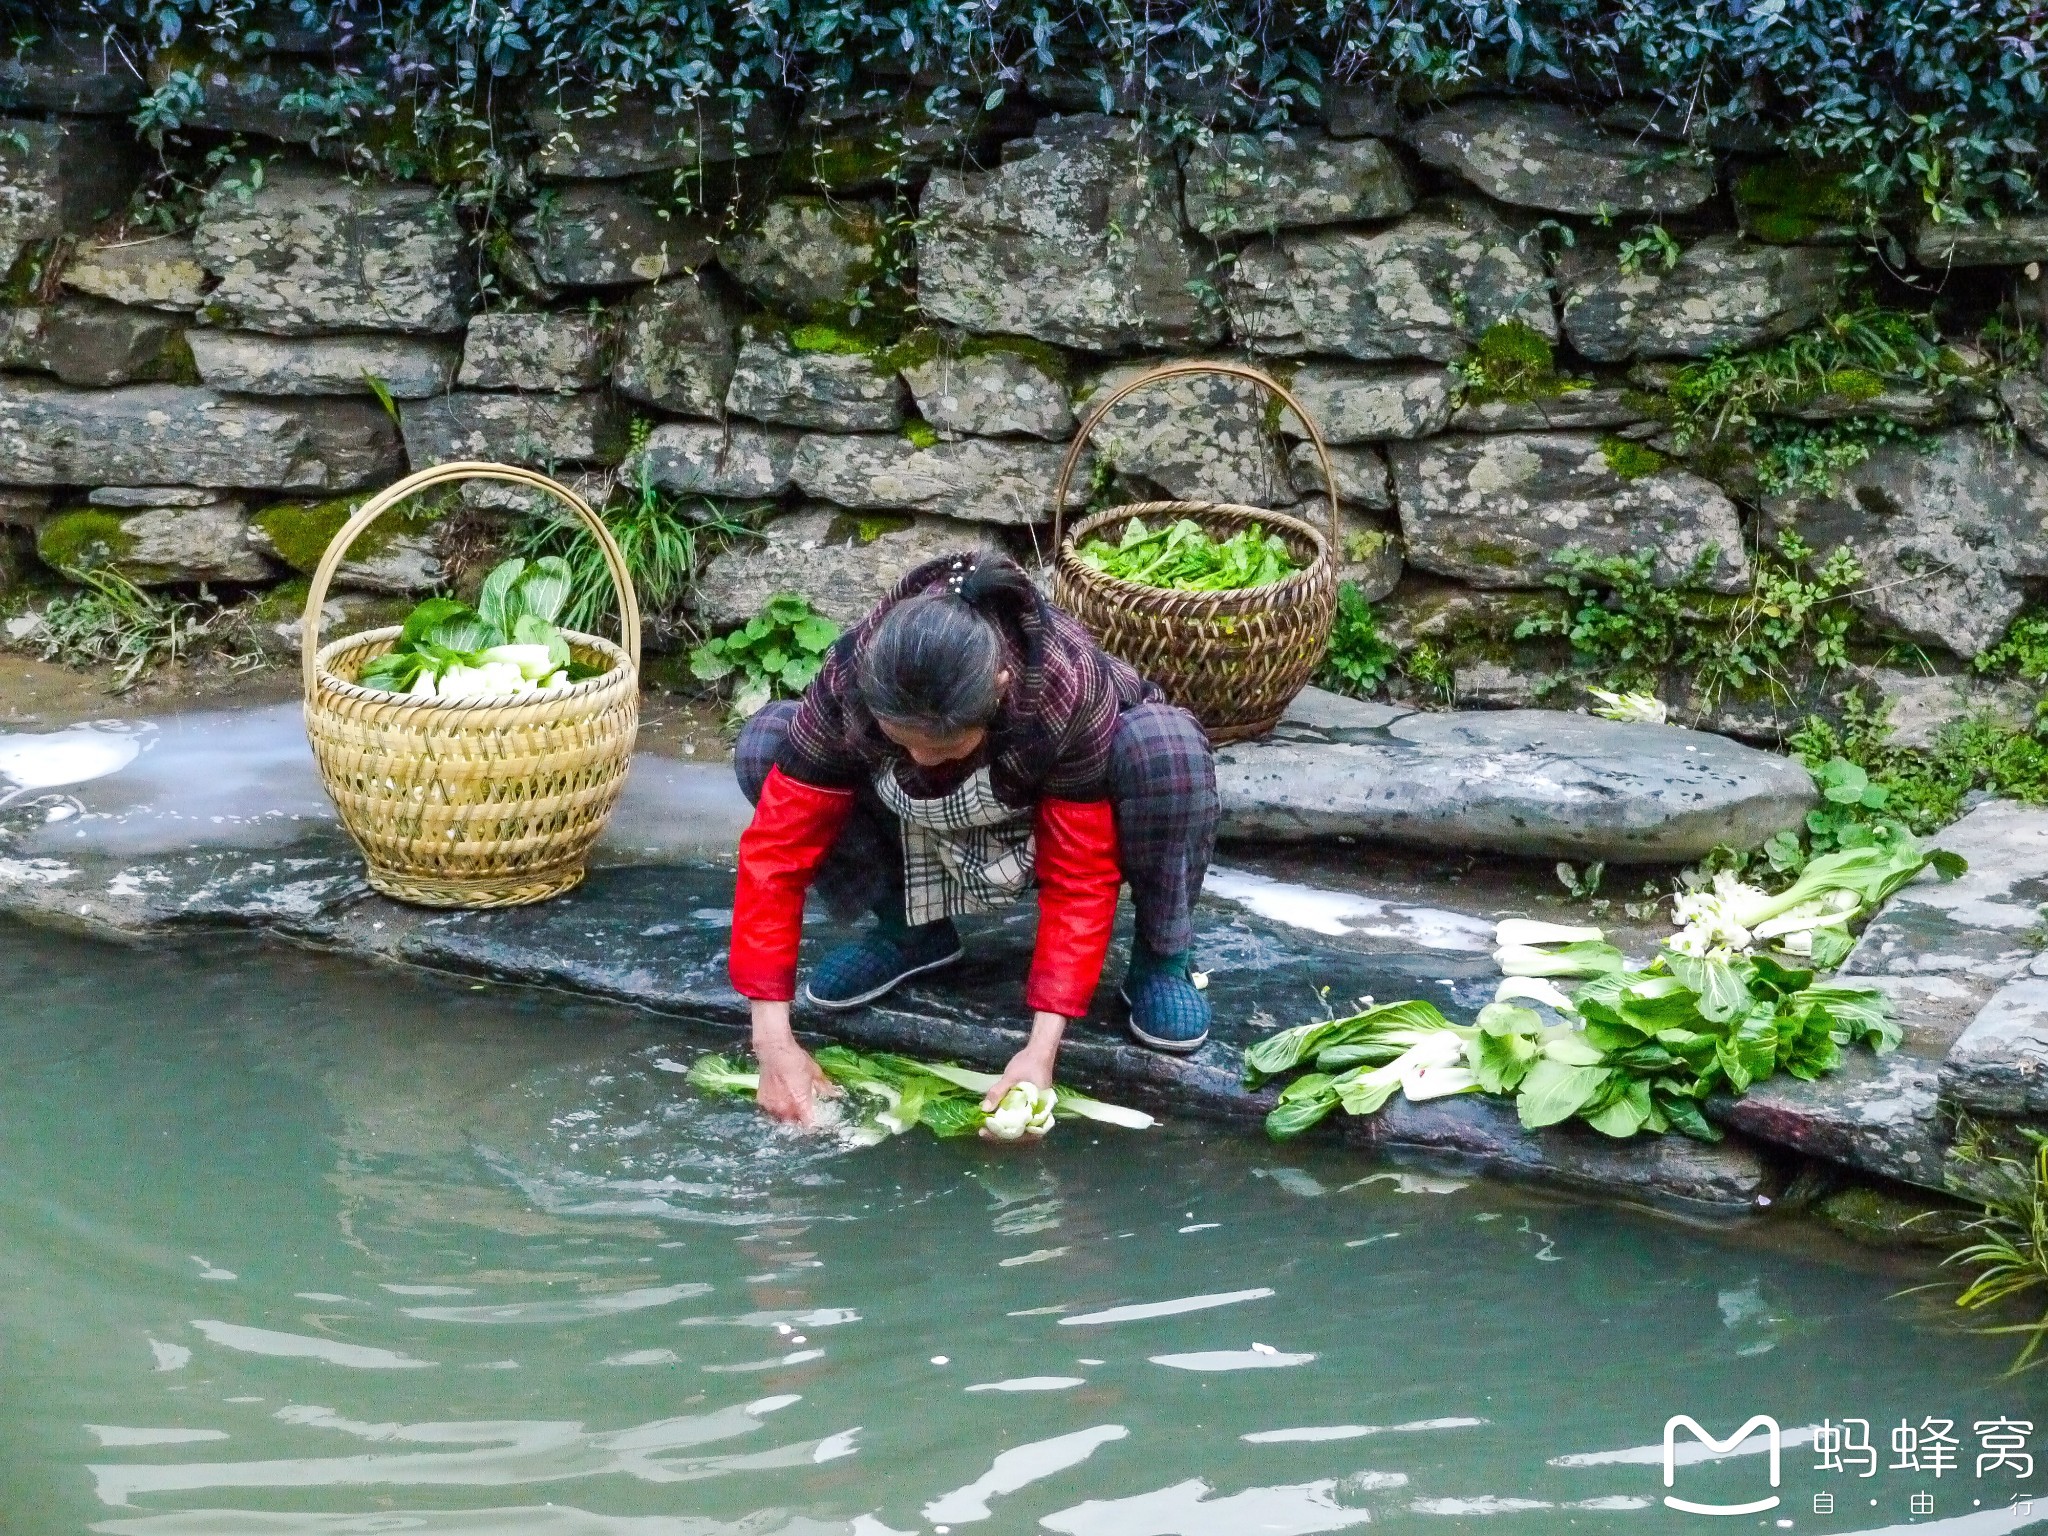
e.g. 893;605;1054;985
1121;946;1210;1053
804;914;963;1010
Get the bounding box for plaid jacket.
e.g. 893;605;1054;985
775;555;1153;804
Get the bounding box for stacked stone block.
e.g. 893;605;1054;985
0;74;2038;731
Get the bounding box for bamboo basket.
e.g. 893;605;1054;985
302;462;641;908
1050;360;1341;744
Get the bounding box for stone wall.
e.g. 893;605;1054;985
2;58;2045;734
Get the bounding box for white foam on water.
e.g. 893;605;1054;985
88;1397;825;1507
998;1247;1068;1267
964;1377;1086;1393
700;1348;825;1373
145;1339;190;1372
1149;1348;1315;1371
1041;1475;1382;1535
923;1424;1128;1524
599;1350;678;1367
1244;1417;1488;1444
86;1427;229;1447
1550;1423;1819;1467
0;725;144;792
382;1284;476;1297
1203;865;1494;950
1410;1496;1554;1514
1059;1287;1273;1326
189;1321;435;1370
400;1283;709;1323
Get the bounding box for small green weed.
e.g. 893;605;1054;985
1748;415;1935;496
689;594;841;719
1616;223;1681;276
1790;690;2048;837
1314;581;1399;698
1667;305;1960;450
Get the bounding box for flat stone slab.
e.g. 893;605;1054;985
1216;689;1817;863
1717;800;2048;1192
0;703;1777;1215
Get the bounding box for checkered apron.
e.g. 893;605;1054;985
872;764;1036;924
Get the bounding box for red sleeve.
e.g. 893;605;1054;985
1026;797;1122;1018
729;766;856;1001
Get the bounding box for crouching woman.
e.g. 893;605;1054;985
728;551;1218;1125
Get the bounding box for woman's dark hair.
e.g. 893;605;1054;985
856;555;1037;734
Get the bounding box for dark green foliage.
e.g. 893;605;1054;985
37;0;2048;227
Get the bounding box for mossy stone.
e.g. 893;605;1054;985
1460;320;1565;404
901;419;939;450
1816;1181;1975;1250
252;495;444;577
822;512;916;545
1600;434;1668;480
1734;158;1861;245
37;508;136;576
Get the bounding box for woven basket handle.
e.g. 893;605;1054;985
300;460;643;695
1051;359;1343;551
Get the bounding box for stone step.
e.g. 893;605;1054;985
1216;688;1818;863
1714;799;2048;1193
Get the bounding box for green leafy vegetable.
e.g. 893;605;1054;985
1075;517;1299;593
684;1044;1155;1143
355;555;596;701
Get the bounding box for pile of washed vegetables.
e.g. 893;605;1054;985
356;555;606;700
1250;837;1958;1143
1075;517;1298;591
686;1045;1155;1144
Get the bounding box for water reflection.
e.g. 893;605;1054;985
0;927;2032;1534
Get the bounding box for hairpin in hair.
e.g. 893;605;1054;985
947;554;972;593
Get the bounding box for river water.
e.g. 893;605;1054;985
0;921;2038;1535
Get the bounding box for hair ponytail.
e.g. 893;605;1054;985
856;554;1035;734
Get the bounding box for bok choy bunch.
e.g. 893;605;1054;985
685;1045;1155;1143
355;555;607;700
1248;954;1899;1143
1667;837;1961;967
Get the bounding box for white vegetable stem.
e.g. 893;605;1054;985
1494;919;1605;948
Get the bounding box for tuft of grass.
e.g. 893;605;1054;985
28;569;261;690
1946;1134;2048;1375
507;423;755;638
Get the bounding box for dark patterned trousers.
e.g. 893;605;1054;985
734;700;1218;958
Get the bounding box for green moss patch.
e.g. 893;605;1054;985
252;495;444;576
1599;435;1668;480
901;418;939;450
1456;320;1568;404
1735;158;1861;244
37;508;136;575
825;512;914;544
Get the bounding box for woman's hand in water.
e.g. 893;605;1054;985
751;1000;838;1126
980;1011;1067;1139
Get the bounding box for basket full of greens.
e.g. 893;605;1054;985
302;462;642;910
1050;361;1341;744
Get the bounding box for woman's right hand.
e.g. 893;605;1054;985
751;1000;837;1126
